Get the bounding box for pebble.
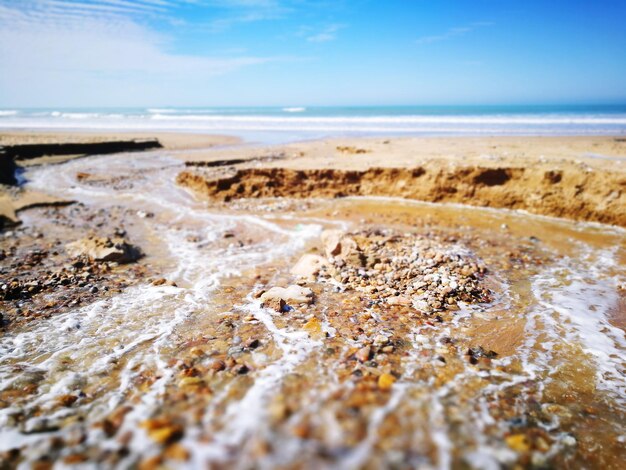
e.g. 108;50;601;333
260;285;314;311
208;359;226;372
561;435;577;447
355;346;372;362
178;377;204;388
303;317;324;339
378;373;396;391
505;434;531;452
314;229;490;313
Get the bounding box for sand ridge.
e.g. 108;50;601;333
177;136;626;227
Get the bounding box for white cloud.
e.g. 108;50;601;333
203;0;290;32
415;22;493;45
0;1;276;106
306;23;344;43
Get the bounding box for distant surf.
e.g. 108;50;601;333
1;106;624;142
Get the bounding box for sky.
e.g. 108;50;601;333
0;0;625;107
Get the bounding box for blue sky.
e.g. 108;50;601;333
0;0;625;107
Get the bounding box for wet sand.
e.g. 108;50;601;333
0;132;625;469
0;132;238;227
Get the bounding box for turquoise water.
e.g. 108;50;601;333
1;105;625;142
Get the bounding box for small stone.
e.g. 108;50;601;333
262;297;286;312
260;285;314;309
378;373;395;391
66;237;141;264
177;377;204;388
373;334;388;346
142;420;184;445
209;359;226;372
321;230;358;259
321;230;344;257
138;456;163;470
355;346;372;362
252;289;265;299
189;347;205;357
56;394;78;407
291;254;328;280
303;317;324;339
246;339;261;349
102;407;132;437
387;295;411;306
505;434;531;453
561;435;577;447
63;454;88;465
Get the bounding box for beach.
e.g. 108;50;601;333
1;131;625;468
3;0;626;466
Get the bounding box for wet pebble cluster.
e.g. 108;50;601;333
319;229;492;312
1;256;106;301
0;204;151;328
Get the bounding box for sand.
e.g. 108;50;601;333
177;135;626;227
0;130;239;150
4;132;625;227
175;135;626;170
1;131;625;468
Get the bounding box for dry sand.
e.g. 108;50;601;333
177;135;626;227
0;131;239;150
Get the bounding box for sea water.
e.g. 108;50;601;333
0;105;625;143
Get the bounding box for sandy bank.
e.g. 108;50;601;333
177;136;626;226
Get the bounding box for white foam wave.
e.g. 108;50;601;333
59;112;127;119
2;110;624;140
147;108;176;114
146;114;626;125
0;110;17;116
531;247;626;401
187;299;321;463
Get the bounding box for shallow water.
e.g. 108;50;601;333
0;149;624;468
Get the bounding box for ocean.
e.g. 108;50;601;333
1;105;625;143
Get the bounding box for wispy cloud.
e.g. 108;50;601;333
415;21;493;45
0;1;280;105
0;0;184;25
305;23;344;43
294;23;345;43
203;0;291;31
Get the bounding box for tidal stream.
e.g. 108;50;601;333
0;147;624;469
